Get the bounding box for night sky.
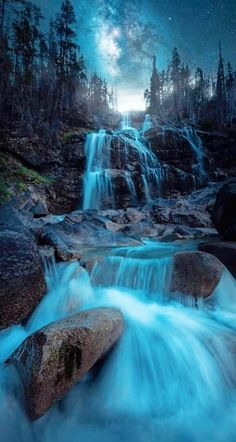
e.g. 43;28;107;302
36;0;236;107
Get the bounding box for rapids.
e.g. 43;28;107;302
0;240;236;442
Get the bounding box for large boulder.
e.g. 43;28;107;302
212;181;236;240
170;251;224;298
9;308;124;420
0;227;46;330
199;242;236;277
38;218;141;261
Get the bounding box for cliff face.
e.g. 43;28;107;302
0;122;235;214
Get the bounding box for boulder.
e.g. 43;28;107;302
120;221;157;237
212;181;236;240
170;251;224;298
9;308;124;420
199;242;236;277
31;200;49;218
38;219;141;261
0;229;46;329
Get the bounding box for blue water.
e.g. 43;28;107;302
1;241;236;442
82;114;166;209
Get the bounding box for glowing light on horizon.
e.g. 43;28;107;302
117;90;145;112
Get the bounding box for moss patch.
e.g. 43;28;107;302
15;165;52;185
0;152;54;204
59;128;93;143
0;178;12;203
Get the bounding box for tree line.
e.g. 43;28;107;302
0;0;116;133
144;45;236;128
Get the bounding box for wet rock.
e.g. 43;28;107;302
38;219;141;261
31;200;49;218
126;208;146;223
148;198;212;228
105;220;124;232
0;228;46;329
199;242;236;277
212;181;236;240
120;221;157;237
159;232;186;242
9;308;124;420
170;251;223;298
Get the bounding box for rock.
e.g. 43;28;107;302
38;219;141;261
0;205;33;236
0;229;46;329
170;251;224;298
126;208;146;223
212;181;236;240
31;200;49;218
199;242;236;277
173;225;193;236
159;232;186;242
148;197;212;228
9;308;124;420
120;221;157;237
105;220;123;232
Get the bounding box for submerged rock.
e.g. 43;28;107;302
9;308;124;420
212;181;236;240
170;251;223;298
199;242;236;277
0;228;46;329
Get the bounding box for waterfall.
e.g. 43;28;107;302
83;130;114;210
89;242;174;301
1;240;236;441
82;114;166;210
143;114;152;133
121;112;131;129
180;126;207;183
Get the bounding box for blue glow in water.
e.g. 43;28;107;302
83;130;114;210
82;114;167;209
181;126;207;183
142;114;153;133
1;241;236;442
121;112;131;129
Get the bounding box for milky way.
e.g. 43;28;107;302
35;0;236;92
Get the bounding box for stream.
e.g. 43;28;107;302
0;115;236;441
0;239;236;442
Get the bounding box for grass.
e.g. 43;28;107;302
0;152;54;204
59;128;93;143
15;165;52;185
0;178;12;203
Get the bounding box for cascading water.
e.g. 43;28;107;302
82;113;166;209
181;126;207;184
1;240;236;442
83;129;114;210
142;114;153;133
154;119;208;188
121;112;131;129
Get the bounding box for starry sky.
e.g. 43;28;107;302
36;0;236;106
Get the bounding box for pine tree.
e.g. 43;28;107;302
194;67;206;120
149;55;161;115
0;33;12;121
144;88;150;109
55;0;78;113
216;41;226;124
226;62;235;123
12;3;42;121
170;47;181;116
180;64;191;117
